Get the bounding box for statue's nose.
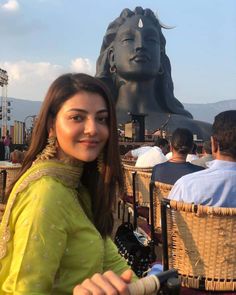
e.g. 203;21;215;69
135;33;145;50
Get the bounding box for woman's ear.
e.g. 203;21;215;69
47;117;56;137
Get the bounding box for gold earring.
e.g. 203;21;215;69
36;136;57;161
97;153;104;174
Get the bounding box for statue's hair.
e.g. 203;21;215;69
96;6;192;118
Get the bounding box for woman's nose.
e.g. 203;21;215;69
84;118;98;135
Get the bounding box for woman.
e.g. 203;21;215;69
0;73;133;294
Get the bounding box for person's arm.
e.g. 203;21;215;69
124;150;133;158
103;238;136;277
2;178;72;294
73;236;136;294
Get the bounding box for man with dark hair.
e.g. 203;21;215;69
152;128;204;185
124;138;168;167
169;110;236;207
135;138;168;167
154;138;169;155
192;140;214;168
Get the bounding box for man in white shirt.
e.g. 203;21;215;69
135;146;167;167
169;110;236;207
124;138;169;167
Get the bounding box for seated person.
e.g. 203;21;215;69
10;148;24;164
186;143;199;162
132;138;168;167
192;140;214;168
166;142;199;162
124;144;152;159
135;145;167;168
152;128;204;185
169;110;236;207
124;138;169;160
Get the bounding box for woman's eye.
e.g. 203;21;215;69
71;115;84;122
97;117;108;124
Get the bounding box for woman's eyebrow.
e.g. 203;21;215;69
66;108;108;114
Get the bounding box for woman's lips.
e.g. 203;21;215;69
79;140;99;147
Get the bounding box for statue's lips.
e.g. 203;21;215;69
130;54;150;62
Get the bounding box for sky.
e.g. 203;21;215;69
0;0;236;104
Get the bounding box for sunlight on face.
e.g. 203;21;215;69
52;91;109;162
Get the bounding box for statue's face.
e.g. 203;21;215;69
111;15;161;80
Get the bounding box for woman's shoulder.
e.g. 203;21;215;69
11;160;82;207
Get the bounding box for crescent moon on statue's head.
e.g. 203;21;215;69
155;12;176;29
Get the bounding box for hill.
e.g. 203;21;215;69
6;97;236;126
183;99;236;123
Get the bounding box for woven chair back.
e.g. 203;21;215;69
3;166;21;191
121;157;136;166
0;170;7;203
165;200;236;291
153;181;173;231
122;163;152;198
135;170;152;207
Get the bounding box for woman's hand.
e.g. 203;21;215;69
73;269;133;295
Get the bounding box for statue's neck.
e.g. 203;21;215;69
116;79;164;114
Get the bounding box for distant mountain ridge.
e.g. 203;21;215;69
184;99;236;123
6;97;236;125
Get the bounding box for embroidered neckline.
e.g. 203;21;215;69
0;159;83;260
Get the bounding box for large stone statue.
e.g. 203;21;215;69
96;7;211;140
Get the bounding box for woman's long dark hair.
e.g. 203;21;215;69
7;73;123;237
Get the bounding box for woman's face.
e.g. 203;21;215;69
51;91;109;162
111;15;161;80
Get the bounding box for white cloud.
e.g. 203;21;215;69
0;60;64;100
70;58;95;75
1;0;19;11
0;57;95;101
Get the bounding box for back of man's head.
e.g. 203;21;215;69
202;140;212;155
154;138;168;147
154;138;169;154
171;128;193;155
212;110;236;159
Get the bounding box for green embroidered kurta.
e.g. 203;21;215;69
0;160;130;294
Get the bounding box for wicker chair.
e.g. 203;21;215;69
120;163;152;227
120;156;136;166
161;199;236;291
0;169;7;203
2;165;21;192
150;181;173;235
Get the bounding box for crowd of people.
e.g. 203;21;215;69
0;134;25;164
124;110;236;208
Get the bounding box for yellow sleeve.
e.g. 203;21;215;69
103;237;138;281
2;177;76;294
